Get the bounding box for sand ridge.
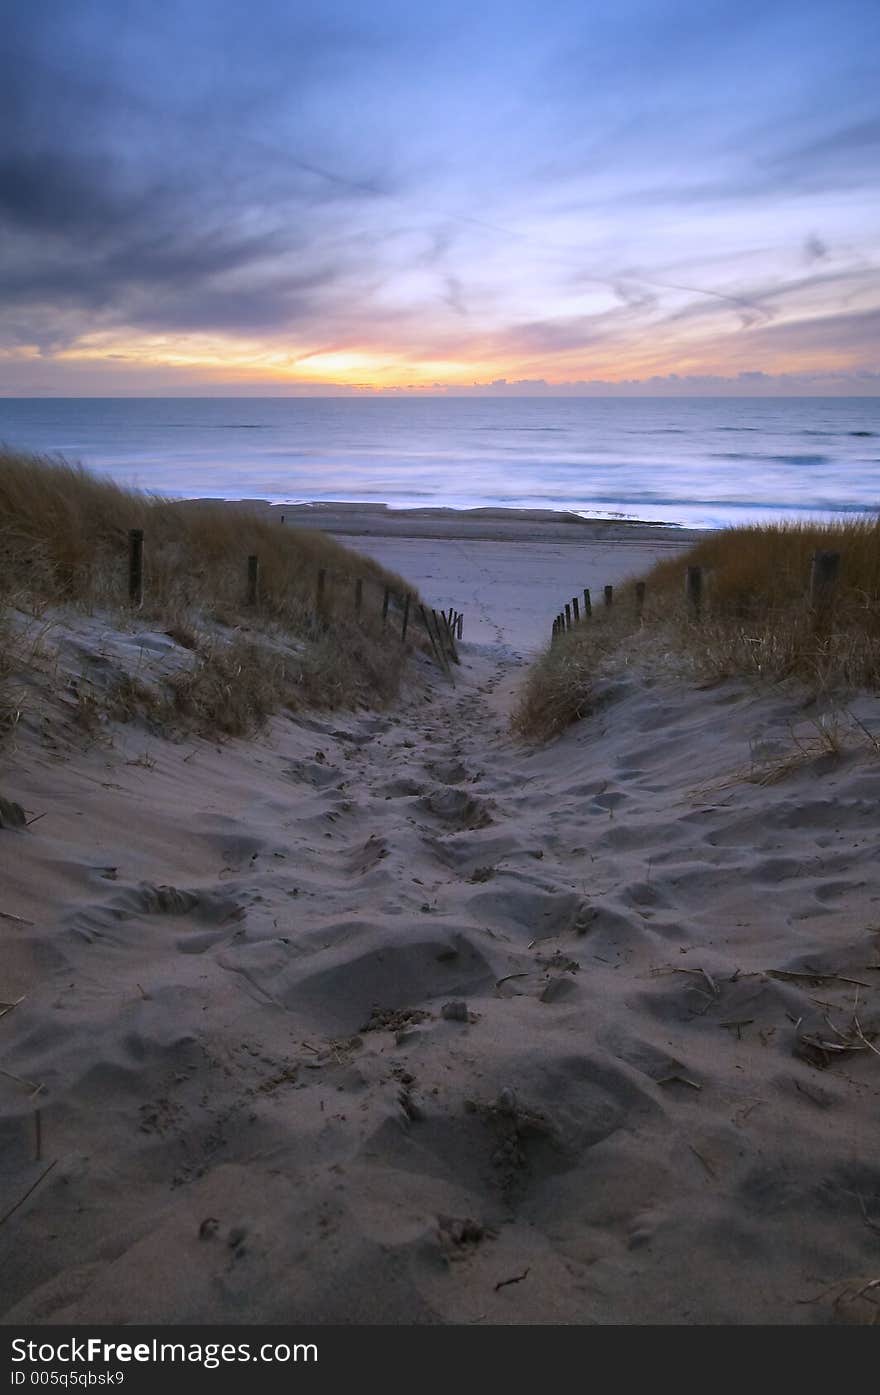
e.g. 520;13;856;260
2;632;880;1324
184;499;707;545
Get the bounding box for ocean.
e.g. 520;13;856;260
0;396;877;530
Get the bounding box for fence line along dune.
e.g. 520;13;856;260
513;517;880;742
0;450;426;738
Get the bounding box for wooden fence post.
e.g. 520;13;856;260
604;585;613;607
572;596;580;622
457;613;463;640
128;528;144;608
809;551;841;614
421;604;451;677
685;565;703;621
246;554;259;606
435;607;459;665
440;608;460;661
564;602;572;630
401;592;411;643
447;613;460;663
583;588;592;618
421;605;442;667
635;580;646;620
316;568;326;621
382;587;390;625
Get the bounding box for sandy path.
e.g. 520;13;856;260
2;630;880;1324
328;535;692;653
181;501;701;653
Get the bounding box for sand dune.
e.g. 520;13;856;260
2;569;880;1324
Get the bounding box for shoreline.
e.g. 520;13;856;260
181;498;710;546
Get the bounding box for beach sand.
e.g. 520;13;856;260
187;502;707;653
1;511;879;1326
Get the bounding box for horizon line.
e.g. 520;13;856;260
2;392;880;401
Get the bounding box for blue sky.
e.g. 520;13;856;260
1;0;878;393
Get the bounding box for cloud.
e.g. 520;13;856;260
432;369;880;397
742;305;880;359
0;4;411;348
804;234;829;263
494;317;614;355
1;2;878;386
772;117;880;170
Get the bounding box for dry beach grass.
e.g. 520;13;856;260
513;517;880;743
0;451;421;736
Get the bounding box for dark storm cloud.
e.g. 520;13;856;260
0;1;412;343
0;151;127;236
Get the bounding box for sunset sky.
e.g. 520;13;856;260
2;0;878;396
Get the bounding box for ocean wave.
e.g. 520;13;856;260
803;430;877;439
154;423;268;430
711;452;831;465
767;454;830;465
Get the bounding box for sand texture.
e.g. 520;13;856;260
2;540;880;1326
324;536;693;655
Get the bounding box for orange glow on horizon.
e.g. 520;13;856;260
13;304;874;393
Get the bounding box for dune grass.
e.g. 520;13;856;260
0;450;422;736
0;449;411;622
513;517;880;741
0;610;23;739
